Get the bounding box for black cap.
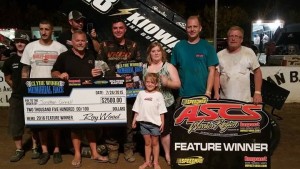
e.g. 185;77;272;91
68;10;86;20
14;32;30;42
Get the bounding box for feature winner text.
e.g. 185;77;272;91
175;142;268;152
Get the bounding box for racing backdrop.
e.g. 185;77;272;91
59;0;187;59
172;96;271;169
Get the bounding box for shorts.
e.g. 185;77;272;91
140;122;160;136
8;96;25;138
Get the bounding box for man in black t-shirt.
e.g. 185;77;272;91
52;30;108;167
2;32;40;162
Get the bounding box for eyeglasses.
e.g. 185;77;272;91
228;35;243;39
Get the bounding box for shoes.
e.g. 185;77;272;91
139;162;152;169
37;152;50;165
10;149;25;162
81;147;91;158
91;155;108;163
53;152;63;164
124;143;135;162
97;144;108;156
71;159;82;168
31;147;40;159
106;144;119;164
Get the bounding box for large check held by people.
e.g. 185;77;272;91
22;77;127;127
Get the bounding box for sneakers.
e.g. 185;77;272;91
10;149;25;162
31;147;40;159
37;152;50;165
124;143;135;162
53;152;63;164
106;144;119;164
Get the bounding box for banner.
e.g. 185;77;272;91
116;61;143;98
0;70;11;106
171;96;270;169
22;77;127;127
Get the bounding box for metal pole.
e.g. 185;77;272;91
214;0;218;49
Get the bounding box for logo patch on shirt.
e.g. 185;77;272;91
195;53;204;58
144;97;153;101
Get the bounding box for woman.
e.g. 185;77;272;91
143;42;181;165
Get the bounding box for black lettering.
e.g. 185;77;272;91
274;73;285;85
290;71;299;83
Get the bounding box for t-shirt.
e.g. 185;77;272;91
20;40;67;78
52;49;95;77
217;46;260;102
171;39;219;97
132;90;167;126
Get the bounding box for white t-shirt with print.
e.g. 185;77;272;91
21;40;67;78
132;90;167;126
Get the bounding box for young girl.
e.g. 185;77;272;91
132;73;167;169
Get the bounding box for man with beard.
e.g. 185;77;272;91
21;19;67;165
94;18;141;164
57;10;99;52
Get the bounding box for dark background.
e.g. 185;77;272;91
0;0;299;40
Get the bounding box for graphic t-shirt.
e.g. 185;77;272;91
21;40;67;78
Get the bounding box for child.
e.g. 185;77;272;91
132;73;167;169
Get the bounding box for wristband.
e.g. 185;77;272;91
254;91;261;95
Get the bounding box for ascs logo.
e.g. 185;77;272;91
174;96;269;137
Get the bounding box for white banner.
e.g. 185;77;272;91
261;66;300;103
0;71;11;106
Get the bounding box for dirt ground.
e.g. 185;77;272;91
0;103;299;169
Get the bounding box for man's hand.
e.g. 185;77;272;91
253;92;262;105
59;72;69;80
91;68;102;77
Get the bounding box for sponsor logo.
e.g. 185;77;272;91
176;156;203;166
109;79;125;84
174;96;269;136
94;80;109;85
82;0;119;14
152;6;167;17
110;8;138;16
176;21;186;29
125;12;179;53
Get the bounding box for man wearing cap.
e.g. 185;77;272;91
21;19;67;165
57;10;99;52
1;32;40;162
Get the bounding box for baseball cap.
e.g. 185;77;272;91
14;32;30;42
68;10;86;20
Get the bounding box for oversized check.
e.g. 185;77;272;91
22;77;127;127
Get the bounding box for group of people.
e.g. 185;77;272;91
2;10;263;169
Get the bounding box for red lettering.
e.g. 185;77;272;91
175;103;263;124
241;104;262;121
